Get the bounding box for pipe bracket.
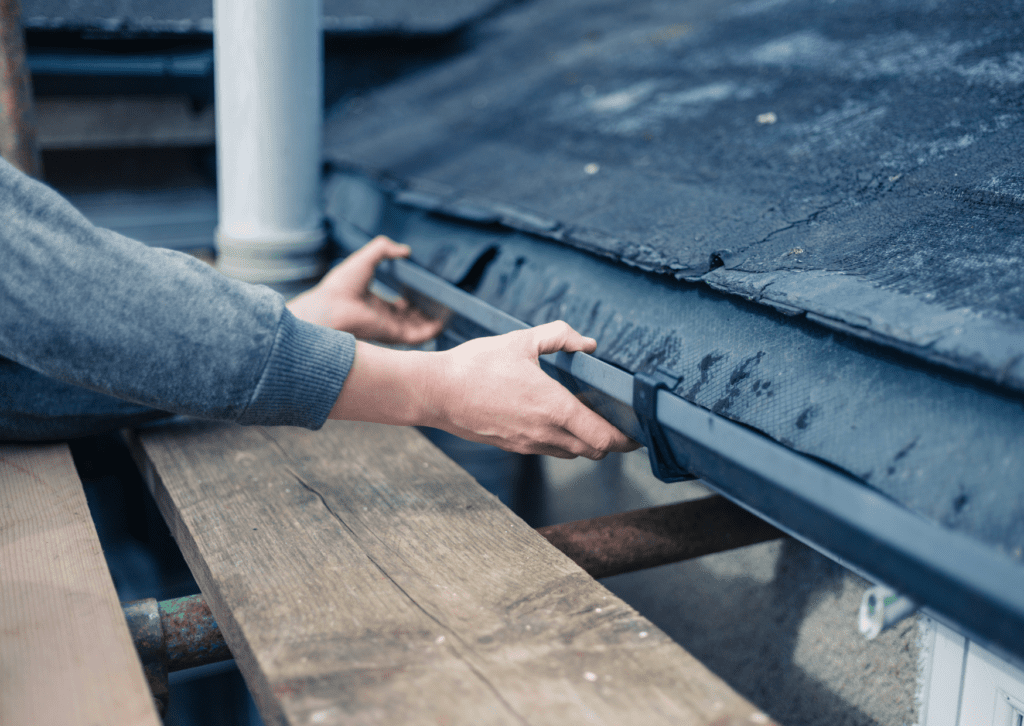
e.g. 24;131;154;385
633;369;693;482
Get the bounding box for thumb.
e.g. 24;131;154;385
360;235;412;262
531;321;597;356
341;236;411;285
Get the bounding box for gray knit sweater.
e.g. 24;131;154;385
0;158;356;441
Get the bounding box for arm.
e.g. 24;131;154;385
287;235;637;459
0;158;353;432
331;325;638;459
0;156;633;457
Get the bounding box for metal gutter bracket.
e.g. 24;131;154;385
633;369;694;482
859;585;918;639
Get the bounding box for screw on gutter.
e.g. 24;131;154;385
858;585;918;639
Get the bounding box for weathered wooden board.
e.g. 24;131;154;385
130;420;772;726
0;443;161;726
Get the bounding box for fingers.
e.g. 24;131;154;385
365;294;445;345
396;310;446;344
524;322;640;456
540;419;607;460
424;319;633;459
356;235;412;264
532;320;597;357
385;311;446;346
494;384;638;460
516;420;639;460
505;324;635;458
552;393;641;458
337;236;412;290
475;424;605;460
312;235;444;342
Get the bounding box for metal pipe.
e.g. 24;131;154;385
122;598;169;716
537;495;785;579
0;0;41;177
121;500;780;699
213;0;326;285
159;594;231;672
123;594;232;711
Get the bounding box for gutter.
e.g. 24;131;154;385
363;245;1024;671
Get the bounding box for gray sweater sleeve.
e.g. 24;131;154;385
0;158;356;437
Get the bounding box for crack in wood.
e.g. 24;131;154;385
131;421;762;724
257;429;530;725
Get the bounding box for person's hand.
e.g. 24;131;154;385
331;321;640;460
427;321;641;458
287;235;444;345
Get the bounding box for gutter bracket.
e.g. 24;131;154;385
633;369;694;482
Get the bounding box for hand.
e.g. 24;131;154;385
331;321;640;460
429;321;642;458
287;235;444;345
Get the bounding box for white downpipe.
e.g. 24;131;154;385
213;0;326;285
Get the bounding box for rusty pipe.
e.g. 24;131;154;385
122;598;170;716
0;0;41;177
123;593;232;711
122;594;232;712
537;495;786;579
159;594;232;671
122;496;780;709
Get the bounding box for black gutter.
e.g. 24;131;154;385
374;254;1024;670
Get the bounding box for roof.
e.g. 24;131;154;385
321;0;1024;585
21;0;506;36
324;0;1024;392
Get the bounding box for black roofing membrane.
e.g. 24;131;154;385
324;0;1024;393
326;183;1024;564
22;0;506;35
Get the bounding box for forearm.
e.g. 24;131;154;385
329;342;438;427
0;158;354;432
330;326;639;460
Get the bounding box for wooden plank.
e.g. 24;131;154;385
0;443;161;726
130;420;774;726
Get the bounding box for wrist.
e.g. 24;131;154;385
285;288;329;329
329;342;440;427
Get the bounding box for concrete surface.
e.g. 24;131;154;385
540;450;920;726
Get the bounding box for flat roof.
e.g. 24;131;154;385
22;0;504;36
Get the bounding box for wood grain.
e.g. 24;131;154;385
130;420;771;726
0;443;161;726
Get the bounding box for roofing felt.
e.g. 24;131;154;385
323;0;1024;395
21;0;506;35
326;173;1024;567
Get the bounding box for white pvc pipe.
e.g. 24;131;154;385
213;0;326;285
